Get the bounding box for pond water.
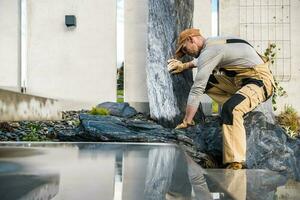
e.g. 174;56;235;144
0;142;299;200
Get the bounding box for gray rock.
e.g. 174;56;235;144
253;98;275;123
147;0;205;127
97;102;137;118
125;119;164;130
185;111;300;180
57;130;81;141
78;113;219;167
8;122;20;129
245;112;300;180
79;114;177;143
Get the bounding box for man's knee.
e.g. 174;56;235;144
221;94;246;125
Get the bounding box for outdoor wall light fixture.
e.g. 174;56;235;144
65;15;76;27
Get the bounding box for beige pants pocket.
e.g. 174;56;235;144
236;84;265;109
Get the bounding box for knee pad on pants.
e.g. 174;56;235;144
221;94;246;125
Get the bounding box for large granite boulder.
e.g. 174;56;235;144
187;111;300;181
147;0;204;127
245;112;300;180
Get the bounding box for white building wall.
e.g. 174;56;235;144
0;0;20;92
26;0;117;110
219;0;300;113
219;0;240;37
194;0;213;115
124;0;149;113
193;0;212;37
279;0;300;113
122;150;148;199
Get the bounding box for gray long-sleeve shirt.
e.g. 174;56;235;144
187;36;264;107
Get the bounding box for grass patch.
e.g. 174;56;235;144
277;105;300;138
117;89;124;103
117;98;124;103
117;90;124;103
21;124;48;141
89;107;110;116
117;90;123;96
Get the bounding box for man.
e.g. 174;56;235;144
167;28;276;170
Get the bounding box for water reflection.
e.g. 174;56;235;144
0;147;45;158
0;172;59;200
205;169;288;200
144;146;211;200
0;142;299;200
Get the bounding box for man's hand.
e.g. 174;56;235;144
167;59;190;74
175;119;195;129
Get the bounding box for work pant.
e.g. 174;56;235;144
204;61;275;164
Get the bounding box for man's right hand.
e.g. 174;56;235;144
175;119;195;129
167;59;190;74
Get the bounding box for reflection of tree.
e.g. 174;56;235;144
144;146;212;200
144;146;180;199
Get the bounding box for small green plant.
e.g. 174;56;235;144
21;124;47;141
277;105;300;138
73;119;81;126
264;43;287;111
264;43;277;65
272;81;287;111
89;107;110;116
282;126;298;138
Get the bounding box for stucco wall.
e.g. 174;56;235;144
124;0;149;113
26;0;117;110
0;89;61;121
194;0;213;115
279;0;300;113
0;0;20;92
193;0;212;37
219;0;240;37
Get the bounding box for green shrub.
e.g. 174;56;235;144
21;124;48;141
277;105;300;138
117;98;124;103
73;119;81;126
89;107;110;116
264;43;287;111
